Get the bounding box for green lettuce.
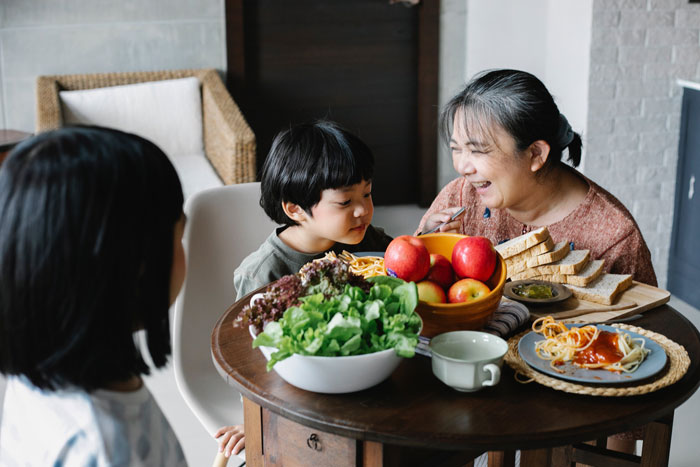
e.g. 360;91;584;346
252;277;422;370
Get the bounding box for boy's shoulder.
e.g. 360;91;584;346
235;230;281;275
235;229;316;275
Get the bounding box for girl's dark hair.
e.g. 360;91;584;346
260;120;374;226
0;126;183;391
440;69;582;171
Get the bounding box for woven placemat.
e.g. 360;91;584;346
505;323;690;396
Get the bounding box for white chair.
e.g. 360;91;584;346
173;182;277;466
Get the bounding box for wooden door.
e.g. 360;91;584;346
225;0;439;206
668;86;700;308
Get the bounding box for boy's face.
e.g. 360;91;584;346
305;180;374;247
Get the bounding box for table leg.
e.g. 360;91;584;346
363;442;480;467
520;446;572;467
363;441;384;467
488;450;516;467
520;448;550;467
640;413;674;467
242;397;264;466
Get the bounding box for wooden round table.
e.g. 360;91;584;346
212;296;700;467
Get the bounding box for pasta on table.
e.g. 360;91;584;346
531;316;650;374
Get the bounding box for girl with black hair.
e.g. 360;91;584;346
0;126;187;466
417;69;656;286
233;120;393;300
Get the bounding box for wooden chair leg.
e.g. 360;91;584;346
567;414;674;467
572;442;639;467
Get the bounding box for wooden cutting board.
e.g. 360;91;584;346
528;281;670;324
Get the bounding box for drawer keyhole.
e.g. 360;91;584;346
306;433;322;451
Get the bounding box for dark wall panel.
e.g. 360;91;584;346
227;0;438;206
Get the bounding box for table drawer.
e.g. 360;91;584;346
262;409;356;467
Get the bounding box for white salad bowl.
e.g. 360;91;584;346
248;292;413;394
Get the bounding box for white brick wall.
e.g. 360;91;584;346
585;0;700;288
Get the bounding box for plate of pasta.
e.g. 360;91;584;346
518;316;667;384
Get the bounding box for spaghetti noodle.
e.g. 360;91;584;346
531;316;650;374
324;251;386;278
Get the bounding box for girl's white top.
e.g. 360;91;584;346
0;376;186;466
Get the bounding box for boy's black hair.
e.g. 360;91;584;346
0;126;183;391
259;120;374;225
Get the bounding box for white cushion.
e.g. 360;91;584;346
60;77;204;158
170;153;223;200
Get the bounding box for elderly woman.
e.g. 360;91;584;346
418;69;656;287
419;69;654;452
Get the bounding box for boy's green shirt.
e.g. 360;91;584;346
233;225;393;300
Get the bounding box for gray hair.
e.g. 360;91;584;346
440;69;582;170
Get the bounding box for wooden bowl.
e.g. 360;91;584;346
415;233;507;338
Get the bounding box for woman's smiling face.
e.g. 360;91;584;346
450;111;533;211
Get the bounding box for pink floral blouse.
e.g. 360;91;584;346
417;171;657;286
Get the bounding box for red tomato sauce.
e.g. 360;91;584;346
573;331;623;366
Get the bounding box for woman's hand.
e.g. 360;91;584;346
214;425;245;457
422;206;464;234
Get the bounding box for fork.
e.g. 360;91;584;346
422;207;466;234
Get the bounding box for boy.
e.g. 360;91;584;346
233;120;393;300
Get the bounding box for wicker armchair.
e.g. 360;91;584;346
35;69;256;185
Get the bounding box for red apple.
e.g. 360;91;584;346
425;253;454;290
416;280;447;303
448;278;491;303
451;236;497;282
384;235;430;282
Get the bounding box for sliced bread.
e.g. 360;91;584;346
505;237;554;266
566;273;633;305
529;249;590;276
527;259;605;287
505;259;529;277
494;226;550;259
510;267;542;281
526;241;570;268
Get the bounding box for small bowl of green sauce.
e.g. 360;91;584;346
503;280;572;305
